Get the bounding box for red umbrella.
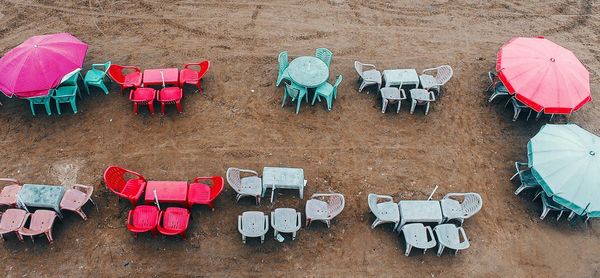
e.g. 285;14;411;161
496;36;590;114
0;33;88;99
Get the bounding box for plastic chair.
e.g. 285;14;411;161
129;88;157;115
533;191;569;220
401;223;437;256
226;167;262;205
0;178;22;208
510;162;540;195
187;176;224;210
315;48;333;67
107;64;142;95
18;210;57;243
83;61;111;95
157;207;190;238
410;89;436;115
312;75;343;111
26;95;52;116
367;193;400;230
487;71;510;103
59;68;83;99
420;65;453;95
127;205;159;237
60;184;96;220
50;86;78;114
433;224;470;256
271;208;302;240
276;51;290;86
103;166;147;205
505;96;532;121
0;209;29;241
282;82;308;114
238;211;269;244
380;86;407;114
440;193;483;225
157;87;183;114
305;193;345;228
354;61;382;93
179;60;210;93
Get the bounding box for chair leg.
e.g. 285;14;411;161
77;209;88;220
396;100;401;113
55;101;62;115
45;102;52;115
358;82;366;93
98;82;109;95
405;244;412;256
371;219;381;229
311;93;319;105
295;98;301;114
148;102;155;115
176;101;182;113
381;99;387;113
197;81;203;93
70;100;78;114
83;83;90;95
514;184;526;195
133;103;139;114
437;245;444;256
46;230;53;244
29;101;36;116
161;103;166;114
540;207;549;220
326;96;332;111
410;100;417;114
281;92;288;107
425;102;430;115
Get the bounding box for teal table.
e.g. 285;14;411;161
287;56;329;88
18;184;65;215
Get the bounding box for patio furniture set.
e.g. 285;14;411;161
354;61;453;115
277;48;343;113
103;166;223;238
368;192;482;256
0;178;95;243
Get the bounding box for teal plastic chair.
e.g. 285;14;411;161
84;61;111;95
315;48;333;67
51;86;78;114
312;75;342;111
282;82;308;114
60;68;83;99
26;95;52;116
276;51;290;86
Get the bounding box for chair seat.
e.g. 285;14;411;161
434;224;469;250
160;207;189;232
240;211;267;237
53;86;78;98
306;199;329;220
180;68;200;83
377;202;400;222
84;70;104;82
520;170;539;186
496;83;509;94
0;185;21;206
122;178;146;197
315;83;334;96
240;176;262;195
380;87;405;100
419;74;438;88
28;96;51;104
130;206;159;230
362;70;382;82
402;223;436;249
159;87;183;102
131;88;156;102
188;183;211;203
440;199;463;220
60;189;87;210
0;209;28;233
124;72;142;87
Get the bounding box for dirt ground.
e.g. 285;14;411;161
1;0;600;277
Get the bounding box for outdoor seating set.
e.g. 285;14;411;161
0;178;95;243
103;166;223;238
354;61;453;115
228;167;345;243
368;191;482;256
277;48;343;113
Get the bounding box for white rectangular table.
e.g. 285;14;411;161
382;69;420;88
397;200;443;231
262;167;305;203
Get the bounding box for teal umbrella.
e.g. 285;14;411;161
528;124;600;218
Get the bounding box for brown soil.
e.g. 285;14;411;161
1;0;600;277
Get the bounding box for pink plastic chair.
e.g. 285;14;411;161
157;207;190;238
129;88;157;115
0;178;22;208
179;60;210;93
18;210;57;243
187;176;224;210
157;87;183;114
103;166;147;205
127;205;159;237
0;209;29;241
60;184;96;220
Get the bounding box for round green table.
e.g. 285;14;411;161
287;56;329;88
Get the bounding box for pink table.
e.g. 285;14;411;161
143;68;179;87
144;181;188;205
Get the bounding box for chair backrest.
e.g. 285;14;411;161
30;210;56;230
460;193;483;218
60;68;82;86
326;193;345;218
278;51;289;74
226;168;242;193
197;60;210;79
103;166;144;194
0;209;28;230
367;194;382;216
332;75;343;97
209;176;224;200
107;64;126;84
434;65;453;85
315;48;333;67
284;82;300;99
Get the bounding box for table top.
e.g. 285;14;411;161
410;88;433;101
287;56;329;88
145;181;188;203
143;68;179;85
241;211;266;237
380;87;405;100
272;208;300;232
382;69;420;85
398;200;443;222
18;184;65;208
262;167;304;188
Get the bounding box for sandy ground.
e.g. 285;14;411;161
1;0;600;277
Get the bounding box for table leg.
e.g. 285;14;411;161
299;187;303;199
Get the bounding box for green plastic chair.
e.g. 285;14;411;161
312;75;342;111
60;68;83;99
315;48;333;67
282;82;308;114
26;95;52;116
276;51;290;86
51;86;78;114
84;61;111;95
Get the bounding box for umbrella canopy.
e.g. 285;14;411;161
0;33;88;98
528;124;600;217
496;36;591;114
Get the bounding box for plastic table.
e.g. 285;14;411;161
382;69;420;88
287;56;329;88
262;167;305;203
18;184;65;215
144;181;188;205
143;68;179;87
396;200;443;231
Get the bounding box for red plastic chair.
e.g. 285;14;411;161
157;207;190;238
127;205;159;237
103;166;147;205
107;64;142;95
0;178;22;208
129;88;156;115
18;210;57;243
157;87;183;114
187;176;224;210
0;209;29;241
179;60;210;93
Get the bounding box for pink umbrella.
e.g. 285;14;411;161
0;33;88;99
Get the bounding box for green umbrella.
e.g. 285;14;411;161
528;124;600;218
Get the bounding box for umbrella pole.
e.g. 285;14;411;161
428;185;439;201
153;188;161;211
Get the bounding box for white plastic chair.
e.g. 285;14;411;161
271;208;301;240
305;193;345;228
226;167;262;205
354;61;382;94
238;211;269;244
367;194;399;230
433;224;470;256
440;193;483;225
401;223;437;256
419;65;453;95
380;86;407;114
409;89;436;115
